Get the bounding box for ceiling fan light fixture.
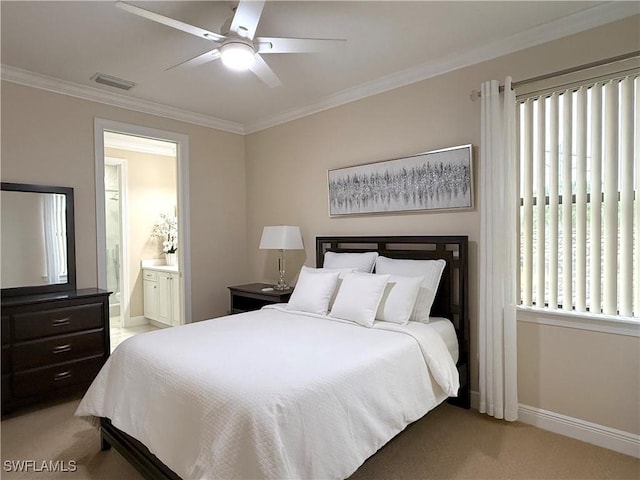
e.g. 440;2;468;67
220;42;255;71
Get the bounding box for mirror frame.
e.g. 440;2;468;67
1;182;76;297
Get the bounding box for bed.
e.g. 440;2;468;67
77;235;469;480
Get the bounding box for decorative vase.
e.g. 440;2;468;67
165;252;177;266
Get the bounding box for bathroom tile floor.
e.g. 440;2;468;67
110;323;159;352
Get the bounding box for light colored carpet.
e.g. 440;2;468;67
1;398;638;479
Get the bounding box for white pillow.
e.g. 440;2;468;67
323;251;378;273
320;267;355;278
329;272;390;327
321;268;356;310
287;266;340;315
376;275;424;325
375;256;446;323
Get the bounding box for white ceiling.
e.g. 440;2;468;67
1;1;637;134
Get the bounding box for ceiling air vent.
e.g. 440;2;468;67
91;73;136;91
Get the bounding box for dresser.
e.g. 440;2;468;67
1;288;110;414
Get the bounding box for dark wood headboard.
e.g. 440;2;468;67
316;235;470;408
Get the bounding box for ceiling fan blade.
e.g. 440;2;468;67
249;54;281;88
229;0;265;40
256;37;346;54
116;1;226;42
165;49;221;71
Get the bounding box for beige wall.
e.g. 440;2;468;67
245;16;640;435
1;82;247;321
105;147;177;319
518;321;640;434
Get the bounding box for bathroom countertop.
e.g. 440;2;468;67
141;259;179;273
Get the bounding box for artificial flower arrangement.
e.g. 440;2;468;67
152;213;178;254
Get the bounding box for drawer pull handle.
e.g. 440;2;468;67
51;318;71;327
54;370;72;381
52;344;72;354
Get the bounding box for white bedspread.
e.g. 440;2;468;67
76;305;459;480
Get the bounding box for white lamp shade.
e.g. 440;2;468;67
259;226;303;250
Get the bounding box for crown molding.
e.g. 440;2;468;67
244;2;639;133
0;65;245;135
2;2;637;136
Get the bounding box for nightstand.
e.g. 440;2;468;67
228;283;293;314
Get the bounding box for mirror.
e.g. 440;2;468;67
1;182;76;296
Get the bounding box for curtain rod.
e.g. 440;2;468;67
469;50;640;101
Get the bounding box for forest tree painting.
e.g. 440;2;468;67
328;144;473;216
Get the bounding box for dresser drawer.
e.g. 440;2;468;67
13;303;103;341
13;330;104;371
13;356;104;398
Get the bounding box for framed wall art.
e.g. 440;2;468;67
328;144;473;216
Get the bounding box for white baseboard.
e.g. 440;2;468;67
148;319;171;329
518;404;640;458
469;390;639;458
125;315;148;328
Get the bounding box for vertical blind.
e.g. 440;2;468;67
518;73;639;317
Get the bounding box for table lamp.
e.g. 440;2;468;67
259;226;304;290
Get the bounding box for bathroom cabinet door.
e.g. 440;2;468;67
143;278;159;321
157;273;172;326
170;273;181;326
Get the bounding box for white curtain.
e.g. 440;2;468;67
478;77;518;421
42;194;67;284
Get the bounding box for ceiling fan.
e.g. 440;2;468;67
116;1;346;88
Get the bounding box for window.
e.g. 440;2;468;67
517;72;639;318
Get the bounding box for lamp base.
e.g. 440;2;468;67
273;277;289;290
274;253;290;290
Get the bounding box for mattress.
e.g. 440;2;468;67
76;306;459;479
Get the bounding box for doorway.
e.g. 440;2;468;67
94;119;192;348
104;157;127;328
